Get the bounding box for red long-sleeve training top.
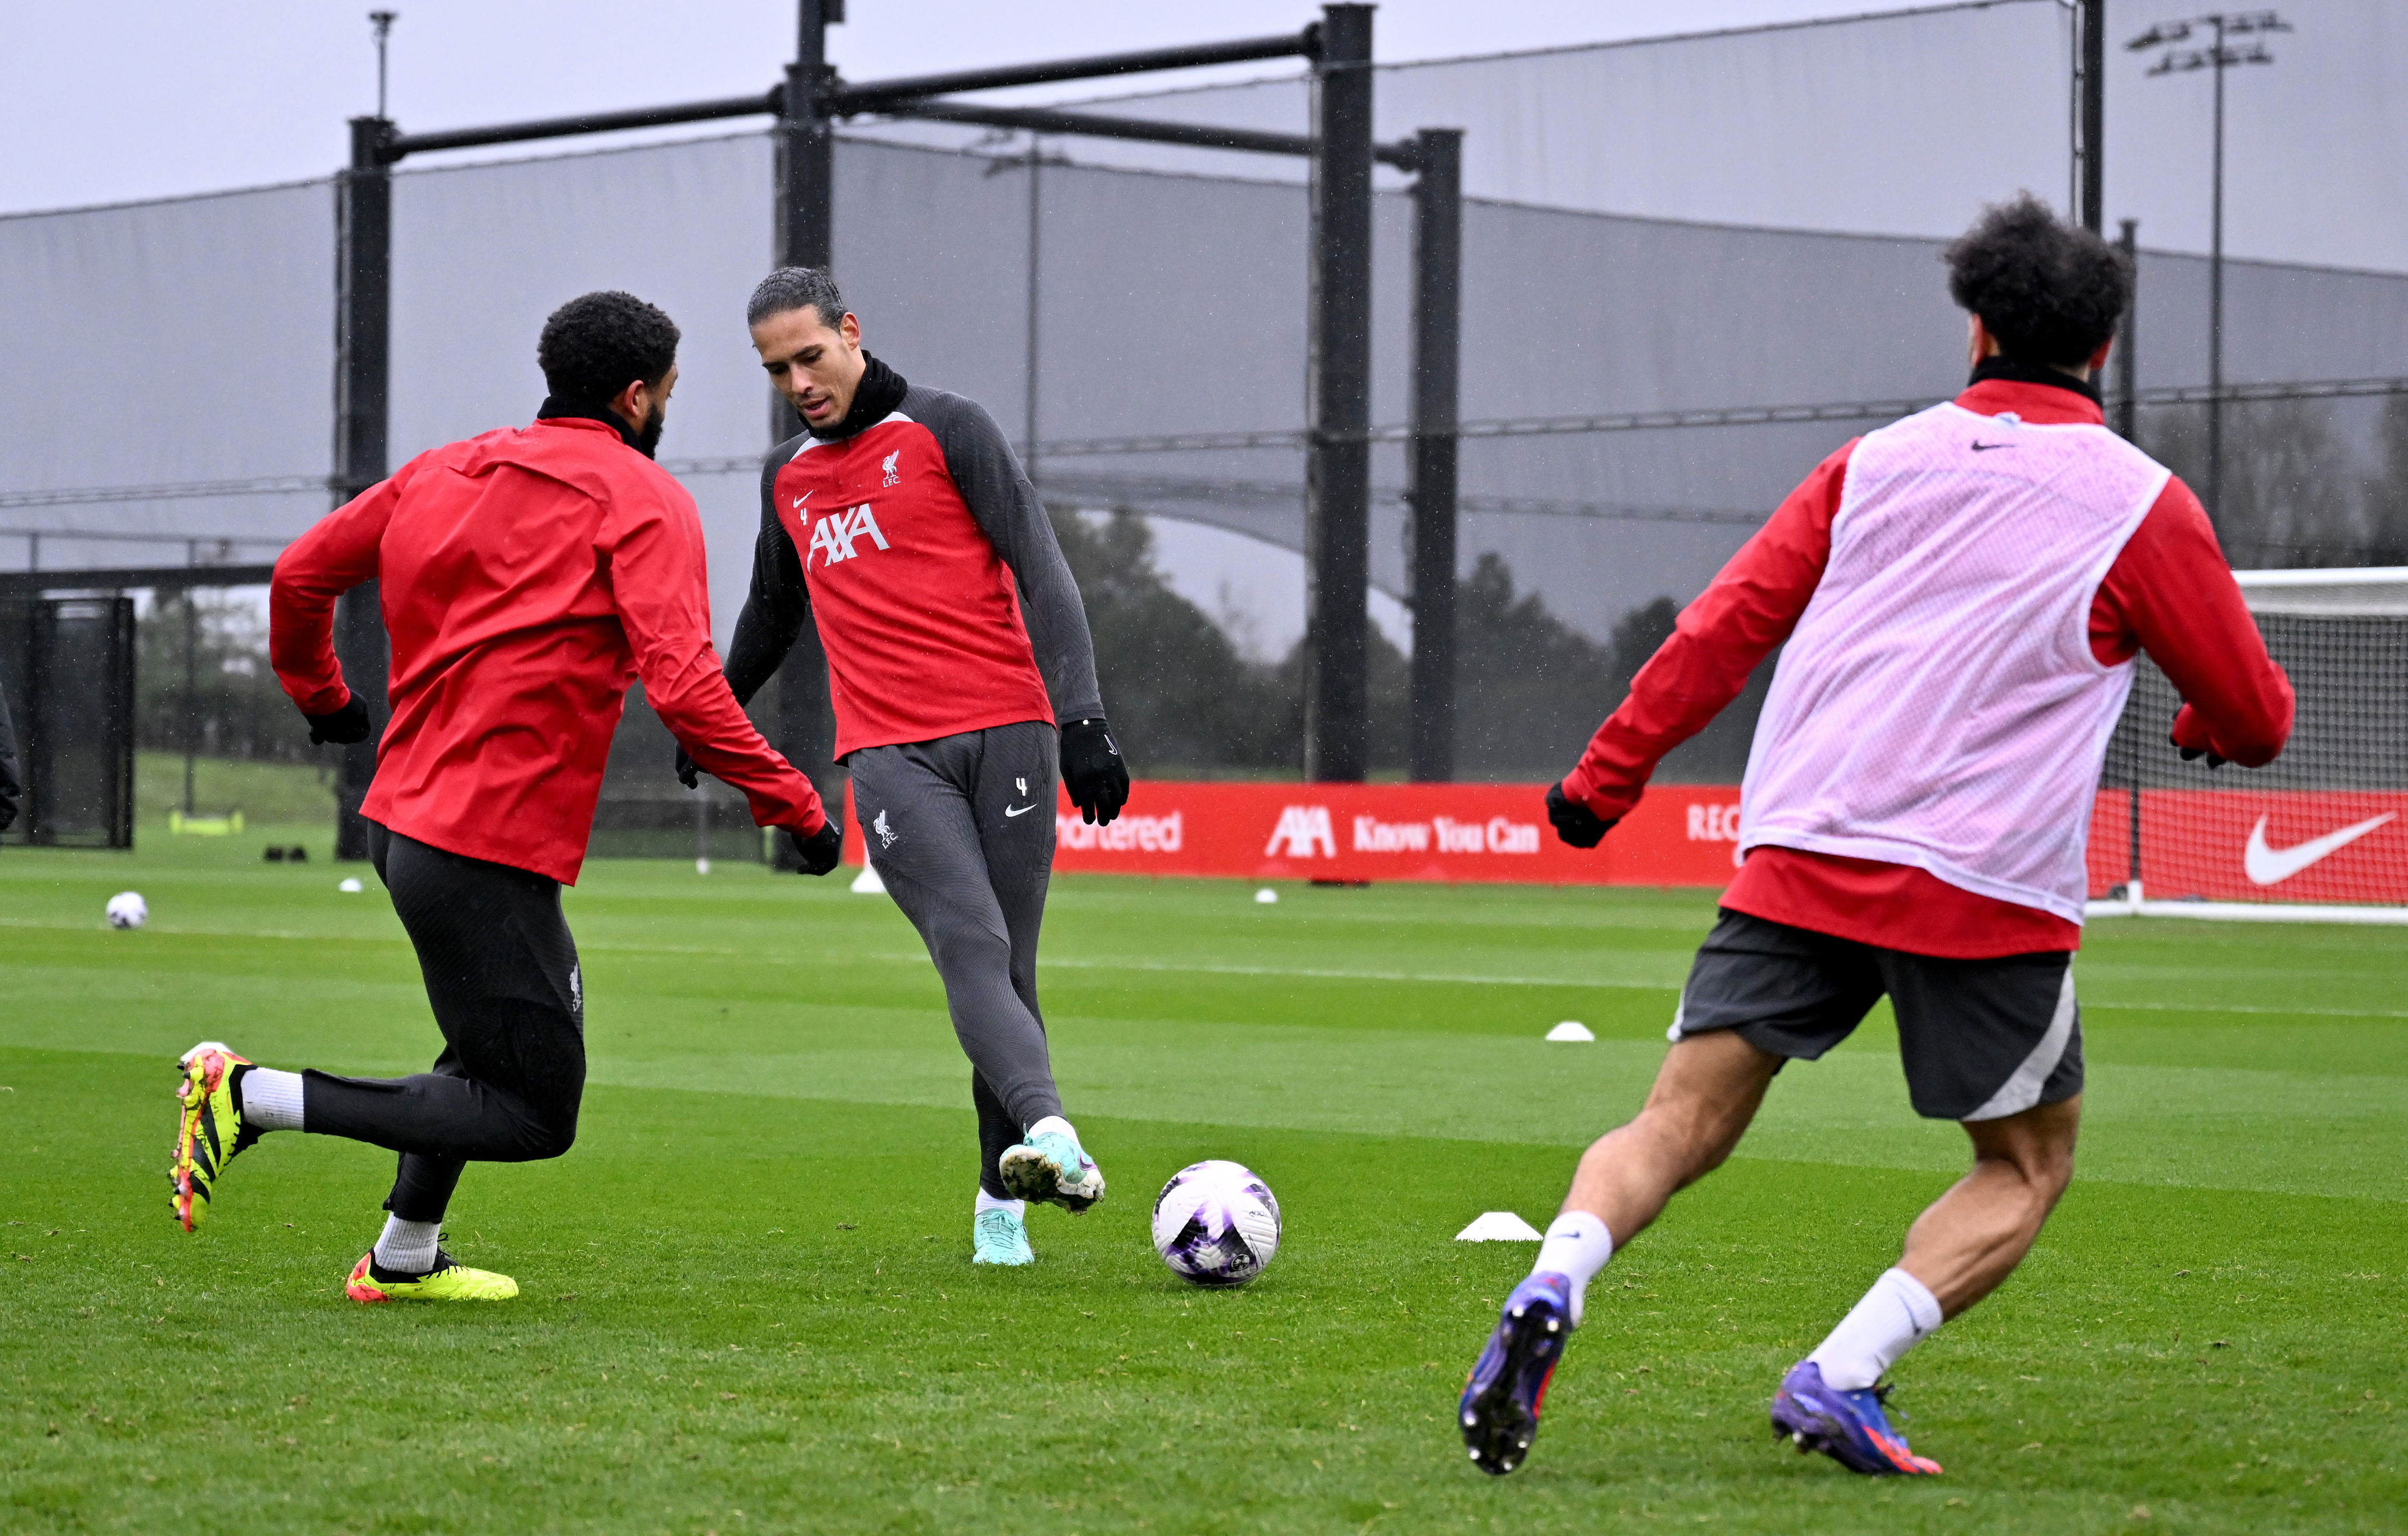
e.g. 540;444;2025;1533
272;416;827;884
1561;375;2294;956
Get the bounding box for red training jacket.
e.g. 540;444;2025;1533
1561;375;2294;957
272;416;826;884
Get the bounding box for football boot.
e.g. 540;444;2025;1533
344;1250;518;1303
169;1042;252;1231
1770;1360;1943;1475
1459;1272;1573;1475
998;1129;1105;1213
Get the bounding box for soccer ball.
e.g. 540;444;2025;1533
105;891;147;929
1151;1160;1280;1288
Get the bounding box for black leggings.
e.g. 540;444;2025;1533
299;827;586;1223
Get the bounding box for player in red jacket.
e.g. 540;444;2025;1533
167;292;836;1302
1459;197;2293;1476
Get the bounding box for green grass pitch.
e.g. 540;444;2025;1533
3;828;2404;1533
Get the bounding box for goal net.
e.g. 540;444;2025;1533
2089;567;2408;922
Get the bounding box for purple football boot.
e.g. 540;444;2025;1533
1770;1360;1943;1476
1458;1272;1572;1476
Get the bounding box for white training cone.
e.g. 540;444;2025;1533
1455;1212;1545;1242
1254;888;1279;904
850;860;887;895
1545;1021;1596;1042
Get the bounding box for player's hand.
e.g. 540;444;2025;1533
1060;717;1129;826
2168;704;2227;769
1546;781;1616;849
305;692;372;746
787;820;843;876
674;744;700;790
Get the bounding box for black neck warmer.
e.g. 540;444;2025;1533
536;395;652;456
814;352;910;441
1969;353;2103;407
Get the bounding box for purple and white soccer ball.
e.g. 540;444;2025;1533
105;891;148;930
1151;1159;1280;1288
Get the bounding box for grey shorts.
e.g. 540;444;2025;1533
1670;909;2083;1122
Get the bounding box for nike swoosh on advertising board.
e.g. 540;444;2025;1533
1004;803;1036;818
2242;812;2397;885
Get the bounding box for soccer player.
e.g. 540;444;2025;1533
676;266;1128;1268
169;291;839;1302
1460;195;2294;1476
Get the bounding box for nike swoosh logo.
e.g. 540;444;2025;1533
792;491;813;508
2243;812;2396;885
1004;803;1036;818
1970;441;2015;452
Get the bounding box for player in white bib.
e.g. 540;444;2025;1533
1460;195;2295;1478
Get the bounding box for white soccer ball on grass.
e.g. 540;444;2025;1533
105;891;148;929
1152;1159;1281;1288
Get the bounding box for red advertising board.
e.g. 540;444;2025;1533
2084;788;2408;904
843;779;1747;887
841;780;2408;903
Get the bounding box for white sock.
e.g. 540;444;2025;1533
1024;1115;1076;1145
236;1067;306;1132
1531;1211;1615;1325
372;1216;441;1275
975;1190;1026;1219
1808;1268;1944;1391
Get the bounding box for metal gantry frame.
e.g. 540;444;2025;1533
327;2;1466;855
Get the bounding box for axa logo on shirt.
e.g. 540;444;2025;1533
807;503;890;568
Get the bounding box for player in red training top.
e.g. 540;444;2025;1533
166;291;837;1302
675;267;1128;1269
1459;197;2294;1477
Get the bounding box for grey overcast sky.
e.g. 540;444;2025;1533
2;1;1943;214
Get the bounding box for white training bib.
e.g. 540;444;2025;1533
1739;400;2172;922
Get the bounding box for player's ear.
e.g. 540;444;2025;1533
839;311;862;348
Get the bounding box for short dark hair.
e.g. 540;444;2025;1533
747;266;848;329
536;291;680;404
1943;193;2131;367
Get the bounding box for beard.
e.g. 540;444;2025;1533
635;400;666;457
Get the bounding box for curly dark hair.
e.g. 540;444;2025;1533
1943;194;2130;367
536;291;680;405
746;266;847;328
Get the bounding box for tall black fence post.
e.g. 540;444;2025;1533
768;0;843;860
332;115;394;861
1406;127;1462;783
1304;3;1375;782
2078;0;2106;231
2115;219;2140;443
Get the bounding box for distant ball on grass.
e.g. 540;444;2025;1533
105;891;148;930
1152;1159;1281;1288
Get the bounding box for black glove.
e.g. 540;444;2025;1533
306;693;372;746
1546;781;1616;849
787;820;843;876
1060;717;1130;826
675;745;700;790
2172;732;2227;770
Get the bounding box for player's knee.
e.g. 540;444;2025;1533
519;1105;579;1160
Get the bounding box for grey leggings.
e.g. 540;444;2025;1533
848;721;1061;1196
